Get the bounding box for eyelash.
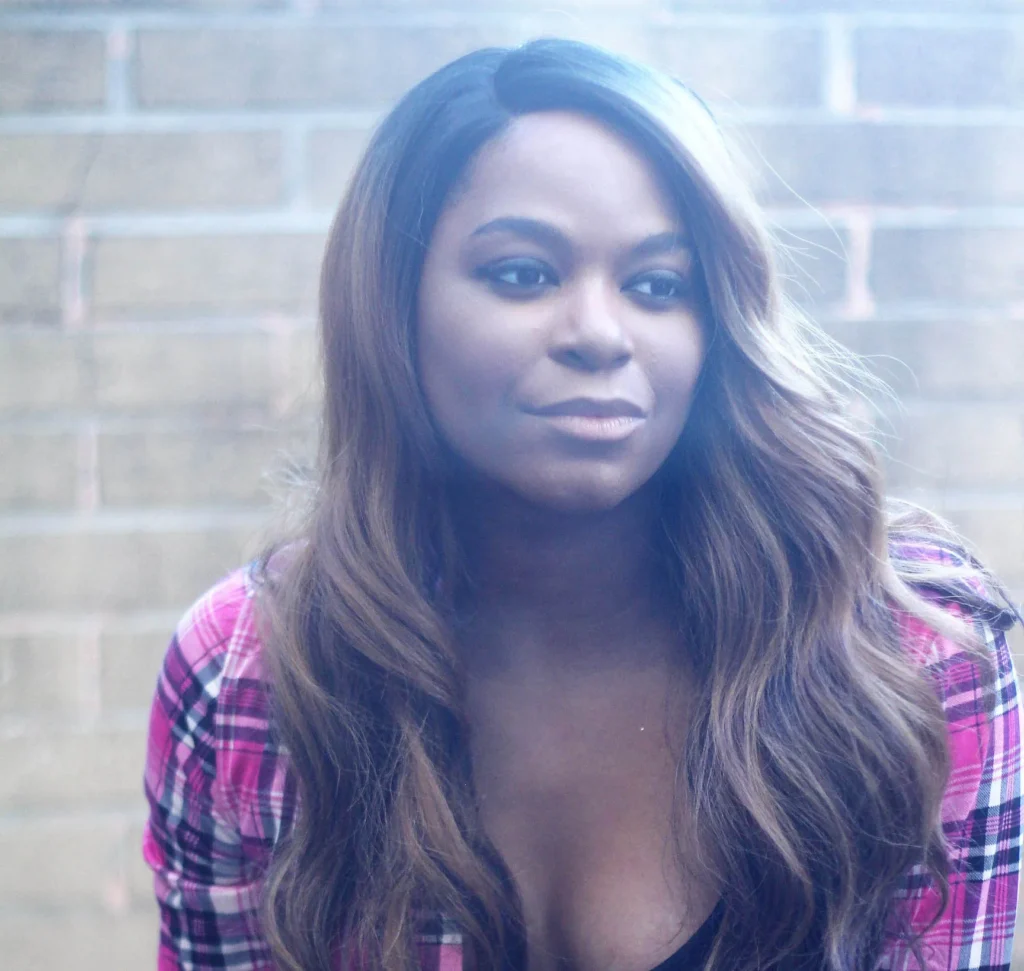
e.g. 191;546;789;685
476;259;691;307
478;259;556;293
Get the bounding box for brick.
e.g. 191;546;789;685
323;0;665;5
827;320;1024;400
1010;624;1024;667
280;324;322;418
743;124;1024;208
306;128;372;209
869;127;1024;207
0;634;82;719
136;24;822;111
0;432;78;508
871;228;1024;307
646;27;823;108
0;332;90;415
939;506;1024;590
312;0;1020;5
93;330;273;410
0;525;256;612
856;27;1024;108
775;226;848;311
0;728;146;808
125;818;156;906
0;0;283;4
137;26;529;109
0;815;130;906
90;234;323;318
0;238;61;324
99;624;170;714
0;131;283;212
498;22;823;109
883;405;1024;491
670;0;1020;6
0;31;106;112
0;911;157;971
97;426;314;506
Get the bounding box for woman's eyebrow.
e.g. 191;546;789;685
469;217;571;255
630;231;693;261
468;219;691;263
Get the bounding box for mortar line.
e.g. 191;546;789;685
0;508;270;535
0;110;382;134
839;207;875;320
59;217;88;329
1;9;1021;29
8;108;1024;135
823;13;856;117
0;612;182;636
75;420;100;513
12;206;1024;239
0;212;333;236
105;19;133;116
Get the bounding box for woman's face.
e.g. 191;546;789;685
417;111;706;512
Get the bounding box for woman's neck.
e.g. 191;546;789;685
451;482;674;675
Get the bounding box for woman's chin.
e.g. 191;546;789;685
445;453;663;517
509;473;654;516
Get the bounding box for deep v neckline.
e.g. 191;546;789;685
646;900;723;971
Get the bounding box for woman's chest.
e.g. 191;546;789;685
466;669;719;971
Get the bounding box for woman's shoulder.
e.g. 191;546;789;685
143;567;294;967
147;564;293;845
888;535;1019;668
880;544;1021;968
888;536;1021;815
162;564;270;729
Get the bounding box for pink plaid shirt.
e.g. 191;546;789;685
143;557;1021;970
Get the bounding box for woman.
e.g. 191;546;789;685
143;39;1021;971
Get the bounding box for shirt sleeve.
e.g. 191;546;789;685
881;606;1022;970
142;575;274;971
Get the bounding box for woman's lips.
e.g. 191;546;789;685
538;413;645;442
526;398;648;442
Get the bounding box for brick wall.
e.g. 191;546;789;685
1;2;1022;968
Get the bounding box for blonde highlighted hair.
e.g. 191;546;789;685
256;39;1014;971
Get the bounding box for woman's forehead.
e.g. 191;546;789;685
439;111;684;242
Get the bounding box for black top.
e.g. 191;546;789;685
648;901;724;971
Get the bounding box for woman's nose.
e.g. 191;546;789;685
549;276;634;372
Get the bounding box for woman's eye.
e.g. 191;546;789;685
479;260;558;294
626;271;689;305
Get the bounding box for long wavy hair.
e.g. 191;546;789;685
256;39;1013;971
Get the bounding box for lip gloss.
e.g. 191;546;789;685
540;413;645;442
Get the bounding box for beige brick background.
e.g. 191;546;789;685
1;1;1022;968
